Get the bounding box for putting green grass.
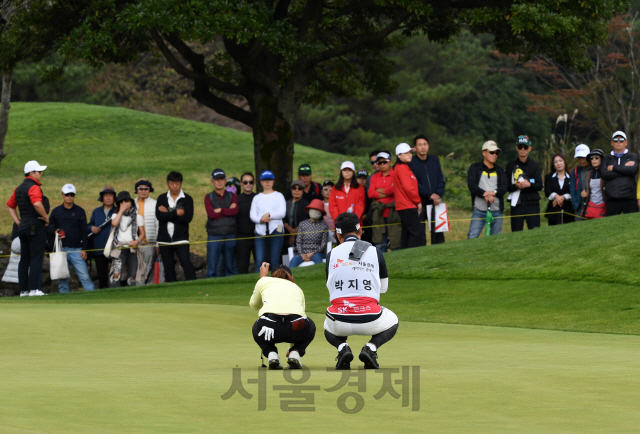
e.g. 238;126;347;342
1;304;639;433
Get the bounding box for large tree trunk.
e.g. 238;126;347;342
251;93;295;194
0;70;13;169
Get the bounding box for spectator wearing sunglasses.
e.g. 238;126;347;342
505;135;543;232
49;184;95;293
134;179;159;283
467;141;508;238
369;151;401;251
284;180;310;253
236;172;257;274
285;164;322;202
582;149;606;219
366;150;382;192
569;144;591;221
601;131;639;215
544;154;575;225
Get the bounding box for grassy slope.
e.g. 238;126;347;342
0;103;368;254
5;211;640;335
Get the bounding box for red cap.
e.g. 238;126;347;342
305;199;326;216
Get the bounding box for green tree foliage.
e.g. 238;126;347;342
11;59;114;105
296;32;551;161
0;0;628;189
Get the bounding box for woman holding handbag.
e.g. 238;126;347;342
109;191;146;287
544;154;575;225
582;149;606;219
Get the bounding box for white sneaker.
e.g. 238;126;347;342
20;291;29;297
287;350;302;369
29;290;47;296
268;352;282;370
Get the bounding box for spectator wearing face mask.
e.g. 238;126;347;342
289;200;329;267
321;180;336;243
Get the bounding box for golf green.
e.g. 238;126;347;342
1;304;639;433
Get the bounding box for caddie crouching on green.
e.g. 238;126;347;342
324;212;399;370
250;262;316;370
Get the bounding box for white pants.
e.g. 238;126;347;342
324;307;398;337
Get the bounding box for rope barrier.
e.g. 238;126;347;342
0;210;581;258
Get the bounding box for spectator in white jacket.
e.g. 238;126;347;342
134;179;159;283
250;170;286;272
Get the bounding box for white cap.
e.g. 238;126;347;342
376;152;391;161
340;161;355;171
62;184;77;194
395;143;412;155
24;160;47;174
481;140;501;152
574;144;590;158
612;131;627;140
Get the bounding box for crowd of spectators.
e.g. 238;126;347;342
5;130;638;295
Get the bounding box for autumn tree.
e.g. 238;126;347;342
0;0;627;188
524;13;640;151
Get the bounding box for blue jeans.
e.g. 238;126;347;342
254;230;285;273
207;234;237;277
58;247;95;293
467;209;503;239
289;252;326;268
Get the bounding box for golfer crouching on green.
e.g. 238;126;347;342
250;262;316;369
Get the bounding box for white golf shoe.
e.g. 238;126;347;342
268;352;282;370
29;290;47;296
287;350;302;369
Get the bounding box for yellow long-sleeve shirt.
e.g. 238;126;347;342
249;276;306;317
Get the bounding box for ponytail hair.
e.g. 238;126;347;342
271;268;295;283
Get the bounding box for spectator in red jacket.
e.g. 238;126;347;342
393;143;423;249
368;151;395;251
329;161;365;221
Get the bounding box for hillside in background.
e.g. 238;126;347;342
0;103;365;252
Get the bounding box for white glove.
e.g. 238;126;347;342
258;326;275;341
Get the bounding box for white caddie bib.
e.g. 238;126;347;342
326;240;381;302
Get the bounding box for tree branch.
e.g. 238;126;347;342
304;9;412;67
149;29;249;97
191;85;253;127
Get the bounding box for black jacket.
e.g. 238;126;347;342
155;191;194;243
601;151;639;200
467;162;509;213
49;204;89;249
237;192;256;236
505;157;543;205
409;154;446;203
285;198;310;230
543;173;575;222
